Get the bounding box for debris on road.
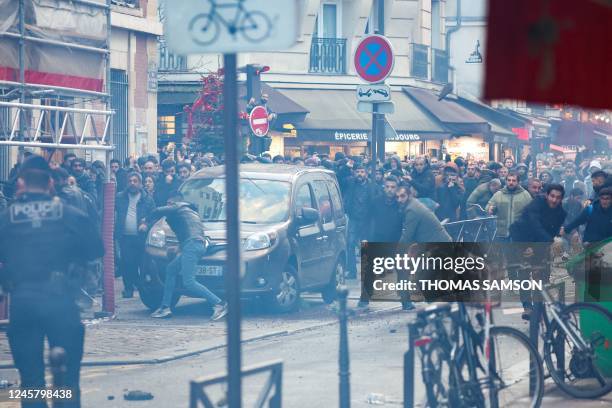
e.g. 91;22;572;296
366;392;386;405
124;390;154;401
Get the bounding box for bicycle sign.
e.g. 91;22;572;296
164;0;299;54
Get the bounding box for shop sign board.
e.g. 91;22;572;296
249;106;269;136
357;84;391;102
354;35;395;84
334;131;369;142
293;128;448;143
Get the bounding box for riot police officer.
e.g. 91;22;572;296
0;155;104;407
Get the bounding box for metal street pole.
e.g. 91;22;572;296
223;53;242;408
371;104;378;175
376;111;385;164
18;0;25;160
338;286;351;408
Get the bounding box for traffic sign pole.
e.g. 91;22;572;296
371;103;378;175
223;53;242;408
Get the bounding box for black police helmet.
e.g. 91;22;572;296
19;154;50;177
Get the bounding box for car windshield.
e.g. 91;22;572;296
179;177;291;224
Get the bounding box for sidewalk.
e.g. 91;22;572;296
0;279;398;368
542;383;612;407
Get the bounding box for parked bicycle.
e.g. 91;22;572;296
413;302;544;407
510;262;612;399
189;0;273;46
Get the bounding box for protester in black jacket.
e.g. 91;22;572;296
368;176;403;242
70;158;97;200
334;155;353;197
344;165;377;278
407;157;435;199
154;160;181;207
147;193;227;320
115;172;156;297
52;168;99;226
509;184;566;319
435;167;464;222
510;184;566;243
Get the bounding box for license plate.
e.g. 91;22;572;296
196;265;223;276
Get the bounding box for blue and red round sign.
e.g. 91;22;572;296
354;35;394;83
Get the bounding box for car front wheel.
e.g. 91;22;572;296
267;264;300;313
139;258;181;311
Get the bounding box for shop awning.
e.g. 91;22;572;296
455;96;524;143
552;120;612;149
501;110;552;138
402;86;491;135
274;87;449;143
238;83;309;117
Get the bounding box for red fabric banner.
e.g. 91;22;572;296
0;66;103;92
484;0;612;109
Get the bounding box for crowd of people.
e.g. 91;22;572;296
1;147;611;318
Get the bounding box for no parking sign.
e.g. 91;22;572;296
354;35;394;84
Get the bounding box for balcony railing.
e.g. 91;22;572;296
432;48;449;83
410;43;429;80
309;37;347;75
158;41;187;73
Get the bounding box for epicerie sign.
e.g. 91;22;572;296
334;131;369;141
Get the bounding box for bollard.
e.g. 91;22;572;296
528;302;542;396
556;281;565;374
49;347;67;408
337;285;351;408
404;323;416;408
100;181;116;316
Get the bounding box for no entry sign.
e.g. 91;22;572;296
249;106;269;137
354;35;394;84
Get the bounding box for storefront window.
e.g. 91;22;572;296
158;115;176;136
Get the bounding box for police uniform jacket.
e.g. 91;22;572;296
0;193;105;290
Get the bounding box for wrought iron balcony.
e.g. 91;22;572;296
158;41;187;73
410;43;429;80
432;48;449;83
309;37;347;75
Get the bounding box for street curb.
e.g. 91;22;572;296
0;304;402;369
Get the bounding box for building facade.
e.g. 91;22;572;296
109;0;162;161
158;0;456;159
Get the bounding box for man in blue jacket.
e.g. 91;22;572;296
561;187;612;301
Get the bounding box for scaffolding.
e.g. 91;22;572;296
0;0;116;316
0;0;113;170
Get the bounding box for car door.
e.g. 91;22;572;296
326;178;347;261
292;181;322;288
312;179;337;285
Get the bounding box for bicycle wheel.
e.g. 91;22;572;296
239;11;272;42
485;326;544;408
543;302;612;398
189;14;220;46
421;343;453;408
